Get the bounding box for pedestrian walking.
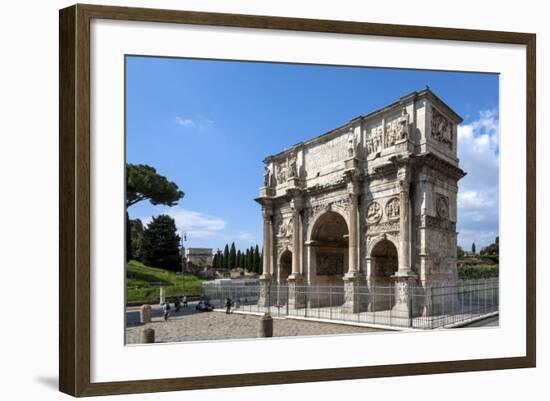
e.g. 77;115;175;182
225;297;233;314
182;295;188;308
163;301;170;321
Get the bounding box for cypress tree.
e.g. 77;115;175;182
223;244;229;269
245;248;251;270
254;245;261;273
229;242;236;269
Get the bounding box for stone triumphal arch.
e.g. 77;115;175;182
256;88;466;316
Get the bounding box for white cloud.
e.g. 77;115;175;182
458;189;496;209
138;207;259;248
174;115;213;131
456;109;499;248
175;117;195;127
141;207;226;239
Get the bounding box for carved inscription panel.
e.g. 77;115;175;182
305;133;348;176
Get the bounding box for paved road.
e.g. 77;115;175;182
126;307;383;344
126;301;201;327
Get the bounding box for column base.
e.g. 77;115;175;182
391;273;418;322
342;273;367;314
287;274;306;309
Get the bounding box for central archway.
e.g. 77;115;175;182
308;211;349;286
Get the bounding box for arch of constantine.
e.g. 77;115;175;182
256;88;466;317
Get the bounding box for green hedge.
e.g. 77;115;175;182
458;264;499;280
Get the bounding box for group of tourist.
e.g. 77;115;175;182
162;295;188;321
161;295;235;321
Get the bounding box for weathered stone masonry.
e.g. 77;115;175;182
256;89;466;316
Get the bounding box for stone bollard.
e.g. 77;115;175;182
159;287;165;305
258;313;273;338
140;328;155;344
139;304;151;324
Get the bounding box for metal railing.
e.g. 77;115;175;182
201;278;498;329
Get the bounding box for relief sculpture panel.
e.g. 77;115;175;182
431;107;453;149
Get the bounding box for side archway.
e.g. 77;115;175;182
278;249;292;284
367;237;399;311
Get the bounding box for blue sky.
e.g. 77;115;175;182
126;56;499;252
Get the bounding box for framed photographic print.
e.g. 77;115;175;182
59;3;536;397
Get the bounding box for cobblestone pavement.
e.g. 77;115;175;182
126;307;384;344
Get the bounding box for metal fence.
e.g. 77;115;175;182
202;278;499;329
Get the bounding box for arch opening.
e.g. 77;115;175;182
278;249;292;284
309;211;349;288
369;238;399;311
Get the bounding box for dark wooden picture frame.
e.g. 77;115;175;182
59;3;536;397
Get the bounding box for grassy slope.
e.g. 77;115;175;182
126;260;208;303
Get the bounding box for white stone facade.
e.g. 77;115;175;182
256;89;466;315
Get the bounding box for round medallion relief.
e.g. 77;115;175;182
366;201;382;223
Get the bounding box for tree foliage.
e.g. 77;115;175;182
214;243;262;272
140;214;181;271
459;265;499;279
129;217;145;261
222;244;229;269
480;236;499;257
254;245;261;273
126;164;184;209
471;242;476;254
229;242;236;269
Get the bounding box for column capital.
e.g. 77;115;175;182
347;179;361;197
290;196;303;212
397;165;410;189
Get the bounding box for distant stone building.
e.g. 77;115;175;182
185;248;214;268
256;88;466;316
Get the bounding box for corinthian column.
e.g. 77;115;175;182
397;176;412;275
288;197;305;308
290;200;302;276
348;191;359;274
342;181;365;313
261;206;273;277
258;205;273;308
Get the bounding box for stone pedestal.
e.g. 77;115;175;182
342;273;367;313
139;304;152;324
287;274;306;309
391;274;418;324
257;313;273;337
140;328;155;344
258;274;272;308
